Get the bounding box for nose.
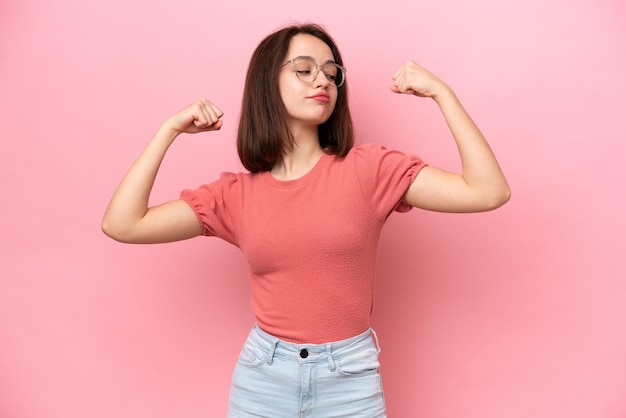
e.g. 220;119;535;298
315;68;331;88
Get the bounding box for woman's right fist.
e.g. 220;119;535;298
166;98;224;134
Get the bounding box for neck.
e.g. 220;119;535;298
271;128;324;181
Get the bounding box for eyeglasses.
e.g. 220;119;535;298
282;56;346;88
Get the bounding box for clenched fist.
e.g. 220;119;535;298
390;61;447;98
165;98;224;134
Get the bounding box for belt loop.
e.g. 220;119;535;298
266;339;278;365
326;343;336;371
370;328;381;354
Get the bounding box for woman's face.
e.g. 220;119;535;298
278;34;339;132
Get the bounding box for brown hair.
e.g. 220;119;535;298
237;23;354;173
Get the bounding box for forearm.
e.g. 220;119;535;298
433;86;510;203
101;125;179;236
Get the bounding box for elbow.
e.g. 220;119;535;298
485;185;512;211
101;218;120;242
101;216;131;243
101;220;115;240
502;185;512;205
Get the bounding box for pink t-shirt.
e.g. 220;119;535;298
181;144;426;344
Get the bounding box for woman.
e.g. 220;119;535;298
102;23;510;418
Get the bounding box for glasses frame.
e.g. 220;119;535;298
282;56;347;88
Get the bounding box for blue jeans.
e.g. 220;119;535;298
227;325;387;417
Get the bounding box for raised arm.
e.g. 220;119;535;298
101;98;223;243
391;61;511;213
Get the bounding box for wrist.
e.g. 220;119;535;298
431;83;455;104
155;122;181;146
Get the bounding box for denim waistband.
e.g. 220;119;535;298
247;324;380;369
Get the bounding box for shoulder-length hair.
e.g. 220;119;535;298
237;23;354;173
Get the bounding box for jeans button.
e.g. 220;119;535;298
299;349;309;359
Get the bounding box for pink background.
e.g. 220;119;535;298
1;0;625;417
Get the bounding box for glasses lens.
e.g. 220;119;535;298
293;59;316;82
325;64;344;87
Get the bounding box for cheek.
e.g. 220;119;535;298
278;79;299;107
330;93;339;112
279;90;297;113
278;74;294;104
278;80;288;105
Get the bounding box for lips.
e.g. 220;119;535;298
310;93;330;102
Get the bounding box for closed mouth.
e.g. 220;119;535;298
310;93;330;101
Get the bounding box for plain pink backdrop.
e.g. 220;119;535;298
1;0;625;417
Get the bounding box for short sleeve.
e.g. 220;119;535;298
353;144;427;220
180;172;240;245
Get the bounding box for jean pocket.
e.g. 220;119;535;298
336;347;380;377
236;340;270;368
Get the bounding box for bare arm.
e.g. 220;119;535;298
391;61;511;212
101;98;223;243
